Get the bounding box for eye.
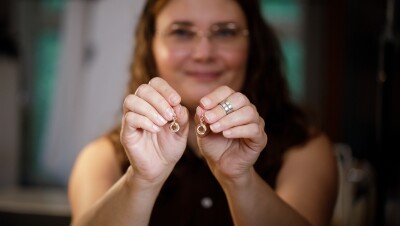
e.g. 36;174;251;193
213;27;239;39
169;27;196;40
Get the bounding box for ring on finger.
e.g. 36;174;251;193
219;99;234;115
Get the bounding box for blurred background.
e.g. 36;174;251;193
0;0;399;225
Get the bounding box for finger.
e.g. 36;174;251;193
121;112;161;140
224;122;268;153
222;122;266;145
123;94;168;127
199;85;234;110
148;77;181;107
134;83;176;121
209;105;258;133
203;92;250;124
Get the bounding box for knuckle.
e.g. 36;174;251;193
222;85;234;94
124;111;135;123
251;124;260;134
123;94;134;108
244;105;257;118
259;116;265;127
235;93;249;106
149;77;163;85
135;84;147;96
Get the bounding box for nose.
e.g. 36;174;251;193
191;34;215;61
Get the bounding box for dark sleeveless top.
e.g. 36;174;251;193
147;146;280;226
111;120;305;225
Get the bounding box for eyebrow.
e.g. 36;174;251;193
170;20;241;28
170;21;194;27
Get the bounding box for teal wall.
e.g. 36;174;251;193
24;0;66;185
261;0;304;102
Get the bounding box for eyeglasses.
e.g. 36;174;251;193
160;22;249;51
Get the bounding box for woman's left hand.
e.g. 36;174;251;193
196;86;268;183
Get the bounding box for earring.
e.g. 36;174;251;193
196;115;207;136
169;115;180;133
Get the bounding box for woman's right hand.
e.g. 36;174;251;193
120;77;189;186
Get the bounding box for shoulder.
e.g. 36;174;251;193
277;133;338;198
70;136;123;182
276;132;338;226
280;132;337;179
69;136;124;218
74;137;119;169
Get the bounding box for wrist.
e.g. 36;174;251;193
124;166;166;192
217;167;256;191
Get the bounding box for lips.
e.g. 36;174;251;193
186;70;222;82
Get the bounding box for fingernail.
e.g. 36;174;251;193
170;94;180;105
153;124;160;132
200;98;211;108
223;130;231;136
204;111;215;122
196;106;203;116
210;122;220;132
157;114;167;125
166;108;175;120
176;104;182;115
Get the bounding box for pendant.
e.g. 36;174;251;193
169;115;180;133
196;115;207;136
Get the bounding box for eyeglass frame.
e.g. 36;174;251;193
157;21;249;51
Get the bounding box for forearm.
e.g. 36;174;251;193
72;166;163;226
220;168;311;226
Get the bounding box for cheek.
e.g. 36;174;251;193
222;42;248;70
153;41;187;75
221;49;248;89
226;53;247;70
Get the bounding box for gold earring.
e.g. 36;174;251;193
169;115;180;133
196;115;207;136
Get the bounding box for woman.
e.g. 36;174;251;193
68;0;338;225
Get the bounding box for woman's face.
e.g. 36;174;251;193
153;0;249;111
